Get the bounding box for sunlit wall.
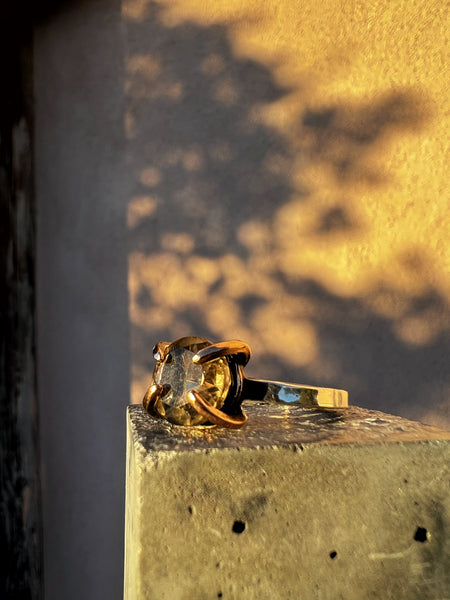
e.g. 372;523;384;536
124;0;449;427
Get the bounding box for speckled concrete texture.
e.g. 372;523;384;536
125;405;450;599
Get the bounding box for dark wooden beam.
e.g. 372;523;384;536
0;7;43;599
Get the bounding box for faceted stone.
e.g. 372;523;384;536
152;337;232;426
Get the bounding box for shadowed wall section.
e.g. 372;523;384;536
124;0;449;428
35;2;129;598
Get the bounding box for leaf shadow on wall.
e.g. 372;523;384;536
125;3;449;427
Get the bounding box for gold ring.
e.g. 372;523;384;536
143;336;348;429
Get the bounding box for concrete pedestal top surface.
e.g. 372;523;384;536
124;403;450;600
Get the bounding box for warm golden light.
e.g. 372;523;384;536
123;0;449;428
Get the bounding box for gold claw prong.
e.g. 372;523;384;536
152;341;171;361
188;390;248;429
192;340;251;366
143;383;170;417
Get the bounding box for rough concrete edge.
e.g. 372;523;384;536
124;409;144;600
126;406;450;471
142;438;450;470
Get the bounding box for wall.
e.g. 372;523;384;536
35;0;449;598
35;1;129;598
125;0;449;427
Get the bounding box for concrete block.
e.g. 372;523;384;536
124;404;450;599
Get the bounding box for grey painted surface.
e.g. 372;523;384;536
35;2;129;598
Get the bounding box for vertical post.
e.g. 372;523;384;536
0;6;43;599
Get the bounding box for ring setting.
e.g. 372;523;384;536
143;336;348;429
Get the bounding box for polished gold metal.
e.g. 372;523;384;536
188;390;248;429
142;383;165;415
143;382;174;418
152;341;171;362
193;340;251;366
143;336;348;429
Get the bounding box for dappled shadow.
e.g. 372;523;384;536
300;92;423;183
125;2;449;428
126;18;293;257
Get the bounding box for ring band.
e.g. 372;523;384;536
143;336;348;429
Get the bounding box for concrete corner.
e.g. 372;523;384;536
124;404;450;599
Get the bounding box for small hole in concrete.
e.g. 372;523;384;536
414;527;428;542
232;520;246;534
329;551;337;559
187;505;193;515
217;593;223;598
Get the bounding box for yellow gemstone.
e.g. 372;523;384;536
152;337;231;426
